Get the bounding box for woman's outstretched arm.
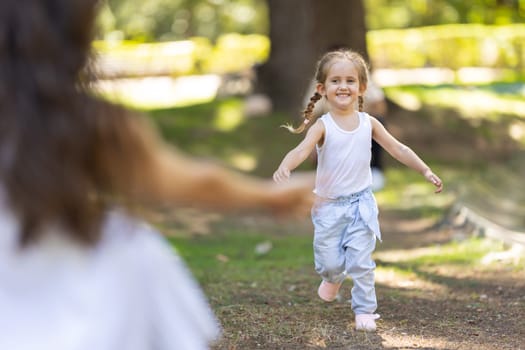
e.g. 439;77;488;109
111;114;315;216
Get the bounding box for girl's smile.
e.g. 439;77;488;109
317;59;363;112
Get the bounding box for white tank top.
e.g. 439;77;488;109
313;112;373;199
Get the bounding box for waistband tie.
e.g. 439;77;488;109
317;188;382;241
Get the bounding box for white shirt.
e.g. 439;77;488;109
314;112;373;199
0;188;220;350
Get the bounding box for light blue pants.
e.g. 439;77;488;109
311;188;381;315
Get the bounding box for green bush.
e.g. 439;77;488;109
94;24;524;79
367;24;525;70
93;33;269;78
200;33;269;74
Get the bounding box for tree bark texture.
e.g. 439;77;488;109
257;0;368;116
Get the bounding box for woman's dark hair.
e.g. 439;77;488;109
0;0;156;246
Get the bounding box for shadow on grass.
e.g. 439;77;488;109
142;91;525;349
165;216;524;350
148;98;311;177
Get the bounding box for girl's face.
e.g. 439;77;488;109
316;59;364;113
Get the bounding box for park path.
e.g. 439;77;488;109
364;208;525;350
202;206;524;350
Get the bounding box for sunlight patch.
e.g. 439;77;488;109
384;90;422;111
228;152;257;171
509;121;525;143
456;67;504;84
375;246;443;262
96;75;220;109
381;332;465;350
214;101;244;131
375;266;447;293
372;68;454;86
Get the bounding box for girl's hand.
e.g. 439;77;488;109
273;167;291;183
423;169;443;193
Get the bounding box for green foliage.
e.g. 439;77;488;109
384;83;525;119
146;98;308;176
202;33;269;74
94;33;269;77
94;24;524;81
365;0;525;30
98;0;268;42
97;0;525;43
94;39;199;77
367;24;525;70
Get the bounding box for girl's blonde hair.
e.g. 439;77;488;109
283;49;370;134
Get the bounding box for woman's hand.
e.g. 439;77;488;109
268;171;315;217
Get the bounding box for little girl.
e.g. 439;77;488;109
273;49;443;332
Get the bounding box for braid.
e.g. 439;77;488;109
358;96;364;112
303;92;322;121
281;92;322;134
282;49;370;134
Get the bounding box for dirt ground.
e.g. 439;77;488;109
205;101;525;349
208;208;525;350
162;93;525;349
368;211;525;350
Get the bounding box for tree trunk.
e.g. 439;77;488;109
257;0;368;116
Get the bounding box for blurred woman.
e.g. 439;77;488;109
0;1;313;349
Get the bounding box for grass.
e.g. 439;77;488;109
171;227;508;297
139;82;525;232
135;80;525;234
385;83;525;123
170;230;315;301
132;83;525;349
162;216;521;349
148;98;313;176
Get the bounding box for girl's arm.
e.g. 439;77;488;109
273;120;325;183
370;117;443;193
